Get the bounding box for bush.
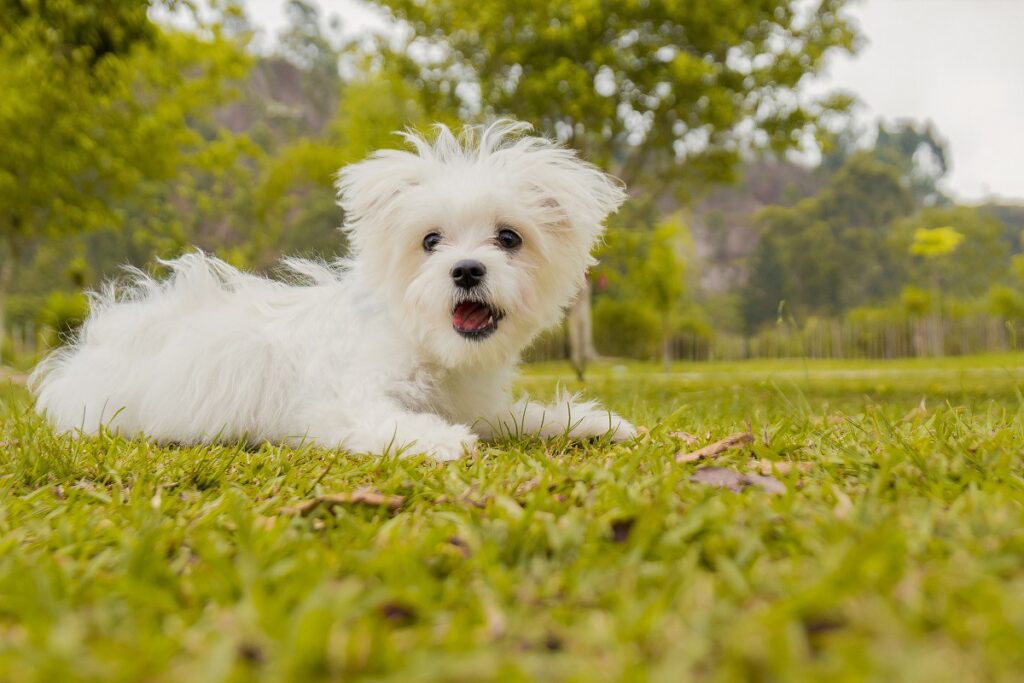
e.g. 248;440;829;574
38;291;89;347
593;298;661;359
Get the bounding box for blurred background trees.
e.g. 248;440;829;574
3;0;1024;367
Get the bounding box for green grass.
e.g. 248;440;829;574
2;356;1024;682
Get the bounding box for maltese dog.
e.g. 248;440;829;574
31;121;636;460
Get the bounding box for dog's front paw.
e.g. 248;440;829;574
408;423;478;462
607;416;637;443
567;411;637;443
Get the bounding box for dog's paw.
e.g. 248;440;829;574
407;423;478;462
566;411;637;443
607;416;637;443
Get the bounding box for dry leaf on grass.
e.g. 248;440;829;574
447;536;472;557
280;487;405;516
676;431;754;463
752;460;813;476
380;601;418;625
610;518;635;543
634;425;650;439
689;466;786;495
668;431;699;445
832;488;854;518
902;397;928;421
433;492;489;509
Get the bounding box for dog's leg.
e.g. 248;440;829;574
476;392;636;443
301;401;478;461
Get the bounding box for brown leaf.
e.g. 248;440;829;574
676;431;754;463
610;518;635;543
280;487;405;516
743;472;787;495
514;478;540;497
543;633;563;651
903;396;928;421
433;493;488;509
689;467;786;495
380;602;417;625
447;536;472;557
668;431;699;445
753;460;813;476
236;642;266;665
832;489;854;518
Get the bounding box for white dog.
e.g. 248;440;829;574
31;121;635;460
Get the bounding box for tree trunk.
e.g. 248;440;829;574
661;332;672;372
567;279;595;381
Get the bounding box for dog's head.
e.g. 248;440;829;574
336;121;626;367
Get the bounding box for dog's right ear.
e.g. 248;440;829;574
335;149;424;251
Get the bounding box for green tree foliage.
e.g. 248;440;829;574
252;70;444;264
595;212;706;366
741;235;789;334
890;207;1008;298
0;0;248;352
874;120;949;206
908;226;964;258
819;119;950;206
742;152;915;327
365;0;859;192
278;0;342;118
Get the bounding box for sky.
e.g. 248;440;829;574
817;0;1024;202
242;0;1024;202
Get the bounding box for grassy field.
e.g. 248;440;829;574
1;355;1023;681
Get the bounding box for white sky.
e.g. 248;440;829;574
242;0;1024;202
817;0;1024;203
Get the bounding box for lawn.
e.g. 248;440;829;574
1;356;1023;681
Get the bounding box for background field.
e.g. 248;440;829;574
2;356;1022;681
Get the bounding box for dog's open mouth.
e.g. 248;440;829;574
452;301;503;339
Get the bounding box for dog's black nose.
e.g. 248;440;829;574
451;259;486;289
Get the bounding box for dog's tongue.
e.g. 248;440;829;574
453;302;492;331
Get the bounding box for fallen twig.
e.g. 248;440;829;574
676;430;753;463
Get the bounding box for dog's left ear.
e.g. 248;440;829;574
335;149;424;252
519;143;628;248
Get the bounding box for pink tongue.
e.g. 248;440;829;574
453;302;491;330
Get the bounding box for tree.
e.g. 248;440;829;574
277;0;343;123
874;120;950;206
595;210;705;368
361;0;860;375
250;70;446;266
0;0;247;355
744;152;914;326
819;119;951;206
889;207;1009;299
741;235;789;335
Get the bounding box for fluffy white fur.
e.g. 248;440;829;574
31;121;635;460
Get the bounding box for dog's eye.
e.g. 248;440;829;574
422;232;443;252
496;227;522;251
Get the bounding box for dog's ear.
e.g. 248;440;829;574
517;144;627;248
335;149;424;251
